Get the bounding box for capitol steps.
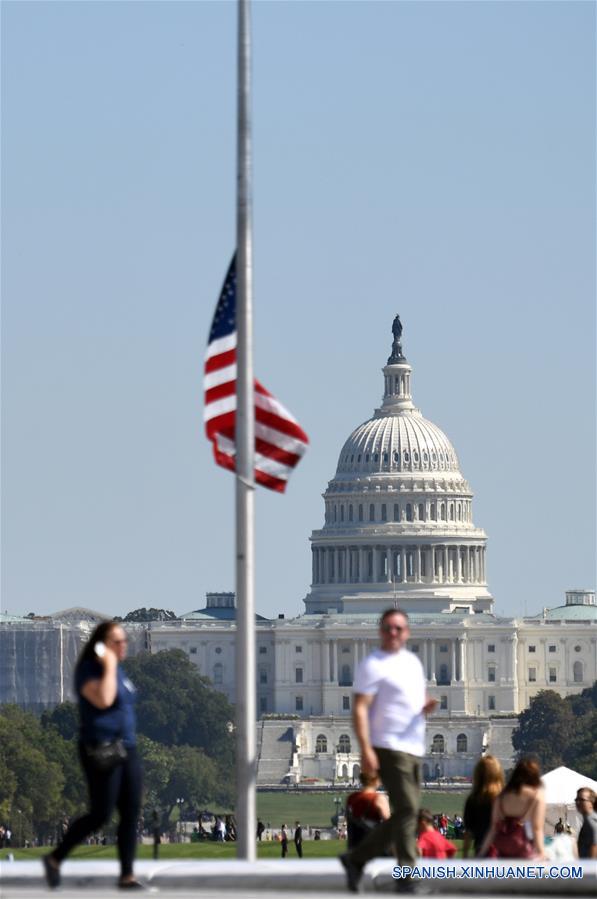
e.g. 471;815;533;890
256;720;295;785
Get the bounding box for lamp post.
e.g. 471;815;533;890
176;798;185;842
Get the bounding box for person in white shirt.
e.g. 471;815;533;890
340;608;437;892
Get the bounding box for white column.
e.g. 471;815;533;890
335;641;340;684
451;641;457;684
458;638;466;683
386;547;392;582
429;640;436;684
415;546;421;581
422;641;429;681
456;547;462;582
400;546;406;583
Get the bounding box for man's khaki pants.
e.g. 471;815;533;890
349;747;421;868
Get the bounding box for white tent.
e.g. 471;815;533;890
541;766;597;832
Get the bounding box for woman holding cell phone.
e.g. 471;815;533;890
43;621;142;890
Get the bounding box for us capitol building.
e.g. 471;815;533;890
2;319;595;784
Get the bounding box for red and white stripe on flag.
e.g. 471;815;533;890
204;260;309;493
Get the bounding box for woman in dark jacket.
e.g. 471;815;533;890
43;621;142;890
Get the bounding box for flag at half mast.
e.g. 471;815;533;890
204;256;309;493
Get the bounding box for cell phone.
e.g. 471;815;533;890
95;641;107;658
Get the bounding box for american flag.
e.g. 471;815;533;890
204;256;309;493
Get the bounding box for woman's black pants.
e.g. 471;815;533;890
53;744;142;877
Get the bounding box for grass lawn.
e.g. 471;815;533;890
255;790;468;828
9;838;466;862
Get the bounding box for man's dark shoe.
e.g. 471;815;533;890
340;853;363;893
42;854;61;889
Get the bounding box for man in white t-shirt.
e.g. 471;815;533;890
340;608;437;892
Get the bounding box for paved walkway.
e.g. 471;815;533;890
1;859;596;894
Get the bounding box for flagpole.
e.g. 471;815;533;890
235;0;256;862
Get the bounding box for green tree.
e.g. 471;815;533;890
41;701;79;741
563;683;597;779
160;745;219;818
512;690;576;770
0;706;66;844
123;608;177;622
123;650;235;766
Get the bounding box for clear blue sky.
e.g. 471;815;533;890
2;1;595;621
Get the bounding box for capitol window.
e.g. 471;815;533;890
440;503;446;520
349;505;353;521
418;503;424;520
488;644;495;653
430;503;436;521
393;504;400;521
358;504;363;521
549;645;556;653
213;663;223;684
406;504;413;522
295;696;303;712
528;667;536;682
295;668;303;683
488;666;496;682
215;647;222;655
529;645;536;653
342;696;350;711
431;734;445;754
338;734;351;753
260;669;267;684
259;646;267;654
340;506;344;522
381;504;387;521
488;696;496;710
574;645;581;652
369;504;375;521
456;734;467;753
404;451;410;462
549;668;557;683
440;695;448;710
315;734;328;753
393;451;399;462
190;647;197;654
295;645;302;653
573;661;583;683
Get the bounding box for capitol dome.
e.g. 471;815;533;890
336;412;460;479
303;317;493;616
